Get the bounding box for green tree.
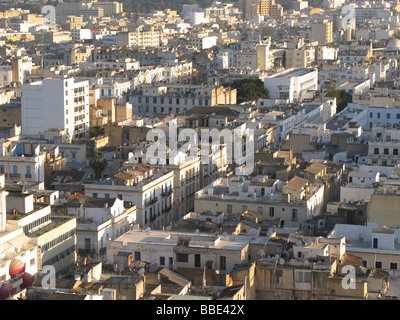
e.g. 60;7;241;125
89;152;108;179
326;88;353;113
90;125;105;138
228;78;269;104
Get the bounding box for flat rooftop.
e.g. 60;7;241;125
267;68;316;79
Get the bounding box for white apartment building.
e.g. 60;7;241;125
84;164;174;230
0;141;45;184
195;175;325;228
21;78;90;141
106;229;262;274
368;123;400;166
71;28;93;41
66;197;136;263
263;68;318;103
187;33;217;50
0;185;38;299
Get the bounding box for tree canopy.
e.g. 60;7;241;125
326;89;353;113
228;78;269;104
89;152;108;179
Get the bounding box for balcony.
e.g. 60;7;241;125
78;248;95;255
163;206;172;213
162;189;173;197
25;174;32;179
11;173;20;178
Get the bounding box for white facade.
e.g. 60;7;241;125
21;78;90;140
84;167;175;230
263;68;318;103
0;142;45;184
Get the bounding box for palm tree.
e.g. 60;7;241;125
89;152;108;179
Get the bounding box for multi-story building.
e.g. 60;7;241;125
106;229;264;274
311;20;333;44
328;223;400;272
240;0;283;20
126;148;202;221
21;78;90;141
195;174;325;228
5;190;76;276
368;123;400;166
263;68;318;103
65;197;136;263
0;141;45;184
0;176;39;300
126;84;237;117
84;164;174;230
116;26;160;48
285;47;316;69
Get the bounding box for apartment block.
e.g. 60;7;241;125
21;78;90;141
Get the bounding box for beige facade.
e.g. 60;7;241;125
311;21;333;44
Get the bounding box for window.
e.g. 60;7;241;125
295;270;311;283
30;258;35;267
93;193;98;198
390;262;398;270
276;269;283;283
160;256;165;266
377;113;380;119
176;253;189;263
269;207;274;217
374;148;379;154
384;148;389;155
373;238;378;248
26;166;31;178
134;251;141;261
0;165;4;173
363;260;368;267
375;261;382;269
12;165;18;177
194;254;201;268
292;209;298;221
387;113;391;119
220;256;226;271
394;149;398;156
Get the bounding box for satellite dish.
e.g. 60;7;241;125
222;232;227;237
138;268;145;275
195;229;200;234
149;262;159;273
304;259;310;267
279;258;284;265
145;227;151;233
289;259;295;265
274;254;280;260
295;240;302;246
